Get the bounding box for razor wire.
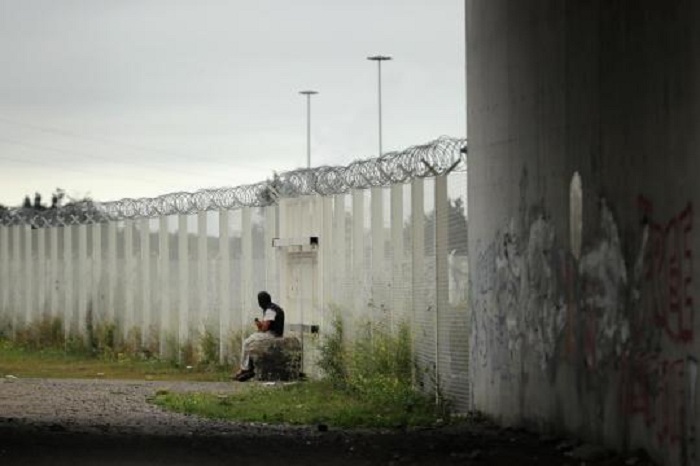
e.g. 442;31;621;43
0;136;466;228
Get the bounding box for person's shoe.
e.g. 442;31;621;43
234;370;255;382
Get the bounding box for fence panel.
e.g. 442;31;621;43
229;209;243;337
107;222;117;325
241;207;253;330
415;178;439;396
91;223;102;327
23;226;32;330
12;227;21;333
218;210;230;363
36;227;46;319
177;214;189;352
196;211;208;336
49;226;59;319
0;227;8;327
63;226;74;337
252;206;268;314
438;170;470;412
158;215;170;356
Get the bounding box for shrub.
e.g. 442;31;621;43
345;319;417;408
317;311;437;417
95;321;117;359
180;339;196;366
199;328;219;365
316;314;347;388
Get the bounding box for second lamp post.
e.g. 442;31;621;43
367;55;392;157
299;90;318;169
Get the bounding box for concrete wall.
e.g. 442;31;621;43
466;1;700;464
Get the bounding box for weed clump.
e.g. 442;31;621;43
316;315;347;388
198;328;219;365
317;312;446;423
14;315;64;350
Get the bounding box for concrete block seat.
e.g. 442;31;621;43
248;334;302;381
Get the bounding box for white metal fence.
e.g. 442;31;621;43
0;137;469;411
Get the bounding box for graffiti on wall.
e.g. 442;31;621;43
470;184;697;463
620;354;686;445
523;217;567;373
470;215;566;380
637;196;694;344
618;197;695;463
576;199;630;371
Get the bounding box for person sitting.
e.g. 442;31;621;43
233;291;285;382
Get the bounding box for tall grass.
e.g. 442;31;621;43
3;313;238;371
198;328;219;365
316;314;347;387
14;315;64;350
317;312;447;419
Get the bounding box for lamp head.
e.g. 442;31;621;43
367;55;392;61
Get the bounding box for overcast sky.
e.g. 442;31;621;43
0;0;465;206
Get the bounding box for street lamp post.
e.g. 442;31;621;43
299;90;318;168
367;55;392;157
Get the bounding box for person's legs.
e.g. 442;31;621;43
239;333;257;372
235;332;275;378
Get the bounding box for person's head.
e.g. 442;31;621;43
257;291;271;309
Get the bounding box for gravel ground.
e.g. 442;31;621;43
0;377;657;465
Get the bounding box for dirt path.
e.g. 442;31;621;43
0;377;655;465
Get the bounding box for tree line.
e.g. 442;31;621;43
0;189;103;227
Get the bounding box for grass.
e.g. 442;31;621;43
1;312;454;429
0;341;230;382
152;380;443;429
0;315;239;381
153;313;453;429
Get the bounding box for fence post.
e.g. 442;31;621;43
158;215;170;357
23;225;32;329
0;226;8;324
218;209;230;363
49;227;59;319
352;189;365;326
321;196;333;329
107;222;117;327
277;200;287;325
37;226;46;319
177;214;189;357
371;187;386;316
91;223;102;325
332;194;346;307
411;178;424;384
10;226;20;335
390;184;404;324
435;174;449;402
197;211;207;335
140;218;151;344
63;225;73;338
77;224;88;335
124;220;134;340
241;207;253;328
264;206;278;299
